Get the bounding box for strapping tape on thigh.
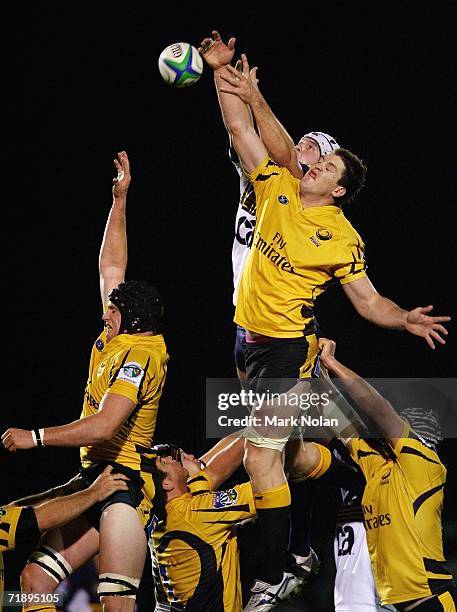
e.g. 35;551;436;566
244;426;289;452
28;545;73;584
98;573;140;599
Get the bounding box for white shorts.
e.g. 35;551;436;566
334;520;395;612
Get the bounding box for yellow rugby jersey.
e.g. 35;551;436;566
235;157;366;337
349;422;454;606
1;506;39;600
152;480;255;611
80;330;169;471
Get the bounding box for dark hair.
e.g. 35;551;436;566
333;148;367;206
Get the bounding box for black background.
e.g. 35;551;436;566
4;3;457;609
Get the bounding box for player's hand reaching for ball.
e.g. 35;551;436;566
219;54;260;105
1;428;35;451
88;465;129;502
198;30;236;69
112;150;131;198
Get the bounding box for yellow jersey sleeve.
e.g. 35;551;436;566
331;233;367;285
186;470;213;496
248;156;296;216
107;347;160;403
392;420;446;492
0;506;25;552
185;482;256;536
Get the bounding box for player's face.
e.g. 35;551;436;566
300;153;346;200
102;301;122;342
295;137;321;165
156;456;189;488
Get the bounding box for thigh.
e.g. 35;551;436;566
99;502;147;578
40;514;100;570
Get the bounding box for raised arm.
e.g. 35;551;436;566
199;31;266;174
203;434;245;490
343;275;450;349
318;338;405;446
218;54;303;179
99;151;131;306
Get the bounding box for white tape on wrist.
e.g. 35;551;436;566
31;430;38;447
39;428;45;447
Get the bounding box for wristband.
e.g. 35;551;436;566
33;428;44;448
39;428;45;447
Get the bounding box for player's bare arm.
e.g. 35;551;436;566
199;30;267;174
318;338;405;447
99;150;131;305
343;275;450;349
1;393;135;451
219;54;303;179
203;434;245;489
33;466;129;531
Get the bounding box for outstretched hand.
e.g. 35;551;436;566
198;30;236;69
219;54;260;104
405;305;450;349
112;150;131;198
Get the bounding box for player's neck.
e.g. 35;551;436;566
299;193;334;209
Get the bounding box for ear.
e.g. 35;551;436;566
162;476;174;492
332;185;346;198
332;185;346;199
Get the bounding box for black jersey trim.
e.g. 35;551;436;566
413;483;445;516
400;445;441;465
254;172;279;182
191;504;251;514
187;475;209;485
357;449;380;459
424;557;453;576
157;530;224;611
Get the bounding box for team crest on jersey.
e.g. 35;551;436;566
278;195;289;205
316;228;333;241
0;507;6;517
95;339;105;351
117;362;144;387
212;489;238;509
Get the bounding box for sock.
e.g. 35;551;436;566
254;483;291;585
288;479;315;558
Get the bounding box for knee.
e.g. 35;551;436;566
21;562;56;593
100;596;135;611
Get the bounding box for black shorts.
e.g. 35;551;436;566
78;462;149;531
234;325;247;372
397;586;456;611
244;334;319;394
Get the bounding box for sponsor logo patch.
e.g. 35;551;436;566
117;362;144;387
316;228;333;241
95;339;105;351
212;488;238;509
309;236;321;248
278;195;289;205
